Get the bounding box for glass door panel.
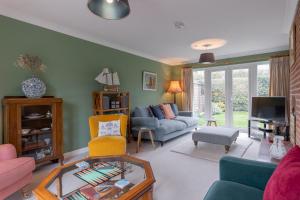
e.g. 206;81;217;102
193;70;206;126
211;71;226;126
257;64;270;96
21;105;53;161
232;69;249;128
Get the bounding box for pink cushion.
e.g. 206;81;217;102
160;104;175;119
264;146;300;200
0;157;35;191
0;144;17;161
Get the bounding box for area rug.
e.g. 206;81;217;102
170;136;253;162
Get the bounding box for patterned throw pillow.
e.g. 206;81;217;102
98;120;121;136
160;104;176;119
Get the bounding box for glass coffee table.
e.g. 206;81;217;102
34;155;155;200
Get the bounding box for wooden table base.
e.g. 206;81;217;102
136;128;156;153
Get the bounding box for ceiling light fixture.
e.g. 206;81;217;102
199;52;215;64
87;0;130;20
199;44;216;64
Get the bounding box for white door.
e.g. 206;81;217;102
193;62;270;129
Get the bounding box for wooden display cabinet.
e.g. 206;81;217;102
3;96;64;165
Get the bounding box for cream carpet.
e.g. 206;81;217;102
7;133;260;200
171;135;253;162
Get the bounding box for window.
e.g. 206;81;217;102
257;63;270;96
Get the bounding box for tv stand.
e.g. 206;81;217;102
248;118;289;141
248;119;273;139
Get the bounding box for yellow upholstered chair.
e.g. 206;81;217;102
88;114;128;157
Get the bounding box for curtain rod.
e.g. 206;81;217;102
270;54;289;59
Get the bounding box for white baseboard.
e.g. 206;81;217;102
64;147;88;159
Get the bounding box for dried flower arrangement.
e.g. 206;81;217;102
15;54;46;75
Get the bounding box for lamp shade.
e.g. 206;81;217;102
199;53;215;64
87;0;130;20
167;81;183;93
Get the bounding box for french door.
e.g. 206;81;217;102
193;62;267;129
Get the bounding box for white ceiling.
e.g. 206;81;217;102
0;0;298;65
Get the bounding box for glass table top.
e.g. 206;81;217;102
42;156;152;200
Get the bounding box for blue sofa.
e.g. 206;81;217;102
204;156;277;200
131;106;198;146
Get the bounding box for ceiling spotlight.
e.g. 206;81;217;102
87;0;130;20
174;21;185;29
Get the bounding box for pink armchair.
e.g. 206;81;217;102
0;144;35;199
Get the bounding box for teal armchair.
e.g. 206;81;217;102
204;156;277;200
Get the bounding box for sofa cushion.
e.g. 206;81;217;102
147;106;155;117
155;119;186;135
170;103;179;116
204;180;263;200
134;106;152;117
160;104;175;119
174;116;198;127
264;146;300;200
150;105;165;120
0;157;35;190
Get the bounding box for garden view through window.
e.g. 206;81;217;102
193;62;270;128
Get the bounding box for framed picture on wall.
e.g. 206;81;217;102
290;23;296;67
143;71;157;91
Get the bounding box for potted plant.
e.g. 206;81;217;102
15;54;47;98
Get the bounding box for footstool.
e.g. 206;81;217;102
192;127;239;153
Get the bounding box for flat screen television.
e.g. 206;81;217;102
251;97;286;121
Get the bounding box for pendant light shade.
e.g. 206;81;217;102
199;53;216;64
87;0;130;20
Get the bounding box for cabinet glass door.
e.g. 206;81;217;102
21;105;53;162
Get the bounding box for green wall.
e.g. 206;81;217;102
0;16;173;152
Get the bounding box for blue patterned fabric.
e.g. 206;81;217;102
170;103;179;116
150;105;165;119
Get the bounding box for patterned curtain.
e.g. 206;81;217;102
269;56;290;122
181;67;193;111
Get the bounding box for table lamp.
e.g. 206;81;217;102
167;81;182;104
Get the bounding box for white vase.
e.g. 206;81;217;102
269;136;286;160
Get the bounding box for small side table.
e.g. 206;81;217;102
207;119;217;126
136;127;156;153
